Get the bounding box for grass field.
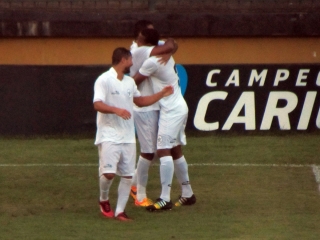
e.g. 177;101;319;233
1;133;320;239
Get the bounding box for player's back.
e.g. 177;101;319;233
147;56;188;114
148;56;178;86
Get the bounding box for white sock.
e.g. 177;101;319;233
131;169;137;188
115;177;132;216
159;156;174;202
136;156;152;202
99;175;114;202
174;156;193;198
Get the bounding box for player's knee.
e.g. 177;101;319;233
171;145;183;160
103;173;115;180
157;149;171;158
141;152;154;160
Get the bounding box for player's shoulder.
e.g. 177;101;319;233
146;55;159;63
96;70;108;81
98;69;111;78
101;69;112;77
140;56;159;71
132;46;154;56
95;69;116;85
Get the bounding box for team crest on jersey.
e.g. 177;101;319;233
127;89;132;97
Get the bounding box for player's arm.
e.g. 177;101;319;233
133;57;156;85
168;38;178;54
93;101;131;120
152;39;177;65
133;85;173;107
133;72;148;85
150;38;177;56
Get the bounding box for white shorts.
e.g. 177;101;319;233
98;142;136;177
157;112;187;149
134;110;159;153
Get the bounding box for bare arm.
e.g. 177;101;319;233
150;38;177;56
171;39;178;54
133;85;173;107
153;39;178;65
133;72;148;86
93;101;131;120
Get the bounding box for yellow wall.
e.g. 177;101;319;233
1;37;320;65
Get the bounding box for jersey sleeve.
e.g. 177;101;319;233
130;46;155;76
93;77;107;103
139;58;158;77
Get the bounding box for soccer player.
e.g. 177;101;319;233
133;29;196;211
129;20;177;207
93;47;173;221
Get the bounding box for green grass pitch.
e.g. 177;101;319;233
0;133;320;239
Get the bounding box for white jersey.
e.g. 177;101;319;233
130;40;164;112
139;56;188;115
93;67;141;145
130;44;158;112
130;40;165;52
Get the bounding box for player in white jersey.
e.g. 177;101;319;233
133;29;196;211
129;20;177;207
93;47;173;221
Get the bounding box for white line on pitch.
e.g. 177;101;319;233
0;163;316;168
1;162;319;195
0;163;97;167
187;163;314;168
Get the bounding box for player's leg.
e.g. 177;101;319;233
146;147;174;212
172;147;196;206
114;143;136;221
155;112;187;203
133;110;158;206
99;174;115;218
158;148;174;202
172;115;196;206
130;111;144;200
135;154;153;206
146;112;175;211
130;170;138;200
98;142;119;218
115;176;133;221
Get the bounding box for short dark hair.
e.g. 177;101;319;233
112;47;131;65
141;28;160;46
134;20;153;39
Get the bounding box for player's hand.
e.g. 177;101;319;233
161;85;174;97
115;108;131;120
157;53;171;65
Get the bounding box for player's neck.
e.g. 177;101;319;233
113;65;124;81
